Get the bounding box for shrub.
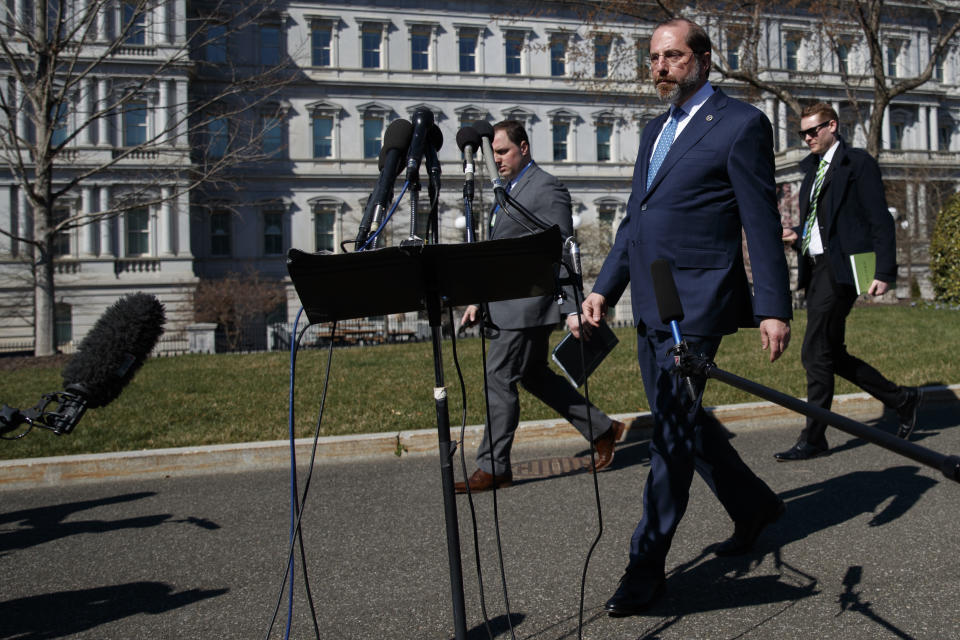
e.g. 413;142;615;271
930;193;960;304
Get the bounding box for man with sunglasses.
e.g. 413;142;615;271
583;18;792;615
776;103;923;461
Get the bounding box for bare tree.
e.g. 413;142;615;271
193;267;285;352
547;0;960;158
0;0;295;355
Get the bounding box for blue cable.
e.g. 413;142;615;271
360;181;410;250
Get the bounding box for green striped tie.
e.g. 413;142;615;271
801;159;829;254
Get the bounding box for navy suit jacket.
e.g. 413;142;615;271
792;137;897;290
593;88;792;336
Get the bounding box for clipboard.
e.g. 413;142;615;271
551;320;619;387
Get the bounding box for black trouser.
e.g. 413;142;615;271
798;256;904;448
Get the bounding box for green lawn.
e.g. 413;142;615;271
1;304;956;461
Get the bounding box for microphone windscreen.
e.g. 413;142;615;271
428;124;443;151
378;119;414;172
472;120;494;139
650;259;684;324
62;293;166;408
456;126;482;151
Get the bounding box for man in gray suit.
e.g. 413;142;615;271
455;120;625;493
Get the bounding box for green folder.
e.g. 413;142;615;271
850;251;876;295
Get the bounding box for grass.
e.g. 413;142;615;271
1;304;956;461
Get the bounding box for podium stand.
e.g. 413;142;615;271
286;227;563;639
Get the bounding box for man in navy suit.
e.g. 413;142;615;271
455;120;625;494
775;103;923;461
582;18;792;615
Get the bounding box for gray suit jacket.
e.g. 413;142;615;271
487;162;577;330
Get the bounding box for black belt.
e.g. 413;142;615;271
807;253;825;265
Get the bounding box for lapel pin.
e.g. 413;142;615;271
705;114;714;122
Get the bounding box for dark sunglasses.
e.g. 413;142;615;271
798;120;832;139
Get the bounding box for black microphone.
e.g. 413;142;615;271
405;108;435;183
650;259;696;401
1;293;166;436
456;126;481;202
356;118;414;248
423;124;443;241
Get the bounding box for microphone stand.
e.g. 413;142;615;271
668;334;960;484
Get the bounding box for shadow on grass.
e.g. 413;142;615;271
0;581;228;639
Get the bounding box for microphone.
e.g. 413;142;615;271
650;259;696;401
1;293;166;436
356;118;414;248
471;120;506;203
423;124;443;242
456;126;481;202
405;108;435;183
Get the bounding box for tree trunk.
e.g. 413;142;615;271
34;249;56;357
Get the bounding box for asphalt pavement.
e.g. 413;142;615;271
1;391;958;639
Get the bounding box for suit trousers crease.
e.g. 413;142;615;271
476;325;615;476
799;258;903;448
628;329;779;575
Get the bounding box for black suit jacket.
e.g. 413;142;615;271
793;137;897;291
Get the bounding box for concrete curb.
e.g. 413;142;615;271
1;385;957;490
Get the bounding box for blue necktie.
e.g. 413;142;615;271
647;108;683;189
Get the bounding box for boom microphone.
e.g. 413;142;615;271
2;293;165;436
472;120;506;202
650;259;696;401
356;118;414;248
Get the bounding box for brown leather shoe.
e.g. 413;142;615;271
454;468;513;494
592;420;626;472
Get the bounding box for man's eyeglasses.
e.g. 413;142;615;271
648;50;695;67
798;120;832;139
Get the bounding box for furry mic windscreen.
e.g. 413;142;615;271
61;293;166;408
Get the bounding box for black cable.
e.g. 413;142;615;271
449;308;496;640
263;321;337;640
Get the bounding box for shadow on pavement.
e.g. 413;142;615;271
0;582;228;639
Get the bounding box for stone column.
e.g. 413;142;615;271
99;185;113;256
98;78;110;146
158;186;173;255
80;186;96;256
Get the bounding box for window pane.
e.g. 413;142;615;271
363;117;382;158
207;118;227;158
123;101;147;146
50;103;68;146
315;209;335;251
362;25;381;68
505;33;522;74
210;211;231;256
312;24;331;66
264;212;283;254
127;208;149;255
262;115;283;157
595;37;609;78
261;25;280;65
786;40;798;71
550;38;565;76
596;123;612;162
206;24;227;62
123;2;146;45
553;123;568;161
459;31;476;72
55;303;72;347
313;115;333;158
411;27;430;70
52;207;70;256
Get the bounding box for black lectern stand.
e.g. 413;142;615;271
286;227;563;639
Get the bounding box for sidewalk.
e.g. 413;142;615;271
2;384;957;490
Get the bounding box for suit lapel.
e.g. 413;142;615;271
644;89;725;197
491;162;537;238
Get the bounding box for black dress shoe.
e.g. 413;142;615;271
604;573;665;616
896;387;924;439
715;499;785;556
774;442;829;461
